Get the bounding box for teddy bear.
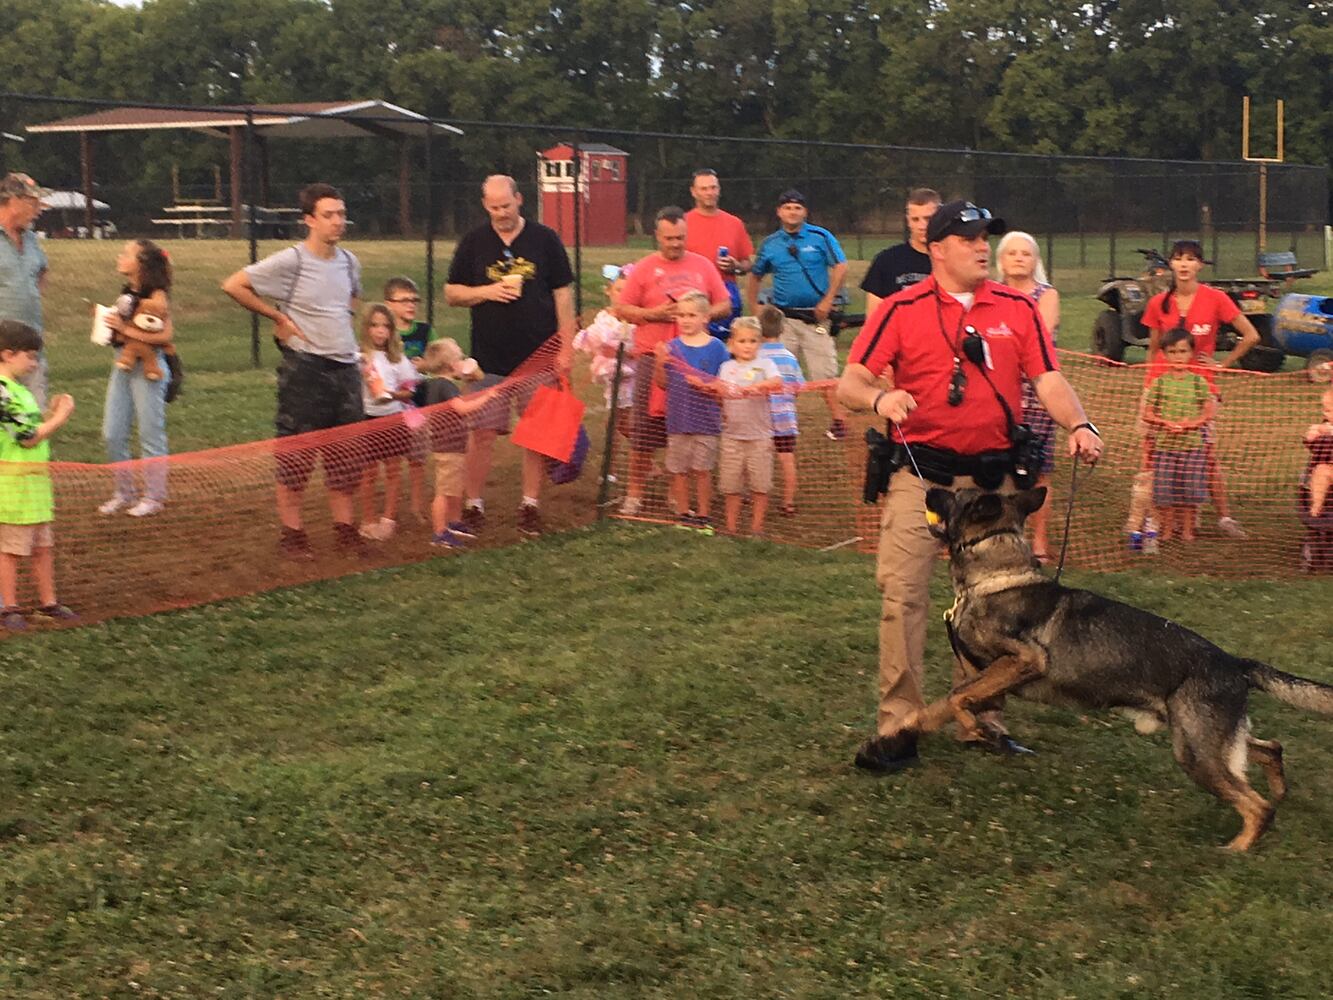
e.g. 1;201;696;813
115;297;176;382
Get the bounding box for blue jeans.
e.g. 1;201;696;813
102;354;170;501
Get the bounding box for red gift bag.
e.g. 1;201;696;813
511;379;587;463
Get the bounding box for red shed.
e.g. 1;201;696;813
538;143;628;246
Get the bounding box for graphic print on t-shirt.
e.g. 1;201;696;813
485;255;538;283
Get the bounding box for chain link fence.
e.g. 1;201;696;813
2;93;1326;366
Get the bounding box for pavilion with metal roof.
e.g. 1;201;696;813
26;100;461;235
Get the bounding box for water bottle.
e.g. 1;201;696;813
1142;518;1160;554
1128;531;1143;552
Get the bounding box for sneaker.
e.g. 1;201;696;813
279;526;315;562
853;732;919;773
359;517;396;542
825;419;848;441
675;510;698;529
333;521;368;558
126;498;164;518
1;607;26;632
431;529;468;549
692;515;715;537
517;503;543;539
446;519;477;541
98;495;131;515
1218;516;1248;539
460;504;486;536
619;496;643;517
33;603;78;623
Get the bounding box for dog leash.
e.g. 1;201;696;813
1052;456;1094;584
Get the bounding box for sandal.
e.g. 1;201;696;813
779;503;797;517
1032;551;1055;566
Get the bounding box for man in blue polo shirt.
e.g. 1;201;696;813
747;189;849;438
0;173;52;408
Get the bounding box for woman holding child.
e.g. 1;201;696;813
97;240;174;518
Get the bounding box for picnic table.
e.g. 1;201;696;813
151;204;305;239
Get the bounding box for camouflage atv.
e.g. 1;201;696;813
1092;247;1302;372
1091;248;1171;363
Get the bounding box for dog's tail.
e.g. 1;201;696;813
1246;660;1333;715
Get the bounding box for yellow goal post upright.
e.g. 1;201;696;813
1241;96;1284;252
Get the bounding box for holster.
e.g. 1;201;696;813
862;427;904;503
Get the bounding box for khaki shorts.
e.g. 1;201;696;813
0;522;53;557
433;451;465;498
719;437;774;495
665;433;719;474
780;317;839;381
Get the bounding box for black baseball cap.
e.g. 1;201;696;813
926;200;1006;243
776;188;807;208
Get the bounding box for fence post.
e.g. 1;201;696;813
571;134;584;321
244;109;260;368
425;122;435;328
596;342;627;518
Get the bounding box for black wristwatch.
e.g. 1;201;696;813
1072;421;1101;437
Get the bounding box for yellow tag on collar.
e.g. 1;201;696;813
925;510;942;527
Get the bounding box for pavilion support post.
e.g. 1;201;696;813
258;134;270;207
398;135;412;235
80;133;95;236
229;126;243;236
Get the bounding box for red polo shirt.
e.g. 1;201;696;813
619;250;730;354
848;276;1059;454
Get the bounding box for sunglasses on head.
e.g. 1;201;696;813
951;205;993;225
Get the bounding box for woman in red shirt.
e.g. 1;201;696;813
1141;240;1260;538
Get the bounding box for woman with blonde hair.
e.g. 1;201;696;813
995;230;1060;561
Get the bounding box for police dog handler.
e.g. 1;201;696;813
837;200;1103;774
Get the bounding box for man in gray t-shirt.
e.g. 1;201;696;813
222;183;367;560
0;173;52;408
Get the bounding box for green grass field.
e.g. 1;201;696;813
4;237;1331;996
3;527;1332;996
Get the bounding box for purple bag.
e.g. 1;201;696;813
547;426;590;484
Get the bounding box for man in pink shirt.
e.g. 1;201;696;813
614;206;731;515
684;169;754;339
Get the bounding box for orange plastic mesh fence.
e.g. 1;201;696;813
601;345;1333;578
3;343;1330;634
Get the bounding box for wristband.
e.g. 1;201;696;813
1072;421;1101;437
871;390;888;417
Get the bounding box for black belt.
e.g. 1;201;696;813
278;343;358;371
902;441;1015;490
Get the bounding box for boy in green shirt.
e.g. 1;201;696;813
383;276;438;368
0;320;76;631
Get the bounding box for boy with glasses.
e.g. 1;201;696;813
383;276;438;368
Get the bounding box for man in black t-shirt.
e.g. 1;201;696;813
445;174;576;538
861;187;940;315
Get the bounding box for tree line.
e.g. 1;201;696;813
1;0;1329;229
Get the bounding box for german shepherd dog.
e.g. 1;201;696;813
908;486;1333;851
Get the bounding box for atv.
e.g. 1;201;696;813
1091;248;1311;372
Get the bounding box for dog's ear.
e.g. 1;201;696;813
1013;486;1048;521
925;487;954;520
924;488;955;536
